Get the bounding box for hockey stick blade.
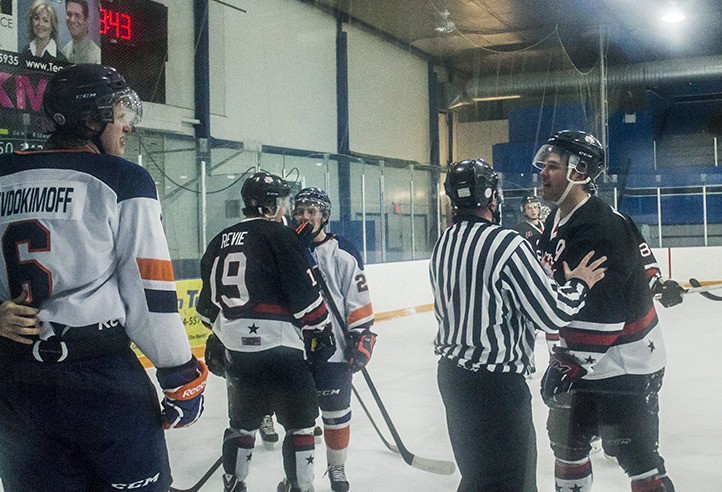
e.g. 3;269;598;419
352;384;399;453
360;368;456;476
689;278;722;301
169;456;222;492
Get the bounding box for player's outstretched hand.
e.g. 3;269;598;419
564;251;607;290
653;278;684;308
0;292;40;345
305;323;336;367
157;356;208;429
345;329;377;372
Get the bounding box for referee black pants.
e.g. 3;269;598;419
438;357;537;492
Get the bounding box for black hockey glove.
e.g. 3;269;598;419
540;347;587;410
156;356;208;429
295;221;315;249
204;332;226;378
652;278;684;308
345;329;377;373
304;324;336;368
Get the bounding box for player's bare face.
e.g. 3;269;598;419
32;10;52;42
66;3;88;40
100;104;131;157
539;152;568;202
523;203;540;220
293;204;324;234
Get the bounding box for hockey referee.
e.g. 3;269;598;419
430;159;606;492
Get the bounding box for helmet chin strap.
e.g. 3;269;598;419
555;167;590;206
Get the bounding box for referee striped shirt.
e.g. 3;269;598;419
430;214;589;374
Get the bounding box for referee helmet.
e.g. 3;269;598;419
444;159;500;210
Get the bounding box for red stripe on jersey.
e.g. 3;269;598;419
560;327;621;349
136;258;175;281
253;303;290;315
301;303;329;327
621;306;657;337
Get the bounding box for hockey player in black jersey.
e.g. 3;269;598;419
0;65;208;491
197;172;336;492
431;159;606;492
534;130;681;492
514;194;544;247
292;187;376;492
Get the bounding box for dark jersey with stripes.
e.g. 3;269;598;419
430;213;590;374
537;195;666;379
197;217;330;353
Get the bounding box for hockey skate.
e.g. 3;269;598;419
260;414;279;450
327;464;350;492
276;478;314;492
313;425;323;444
223;474;247;492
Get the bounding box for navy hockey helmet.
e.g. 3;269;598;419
520;194;541;212
294;187;331;222
444;159;501;210
241;171;291;215
43;64;142;130
533;130;606;183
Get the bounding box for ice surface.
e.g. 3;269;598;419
2;295;719;491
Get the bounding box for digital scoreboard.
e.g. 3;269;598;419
100;0;168;104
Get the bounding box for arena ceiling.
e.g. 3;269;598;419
307;0;722;75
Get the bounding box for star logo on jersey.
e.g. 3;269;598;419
248;323;260;334
554;483;563;492
305;455;314;465
648;340;656;352
570;484;584;492
585;355;596;364
246;452;252;461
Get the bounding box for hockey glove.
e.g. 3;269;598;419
304;324;336;368
652;278;684;308
295;221;316;249
156;356;208;429
540;347;587;410
204;332;226;378
345;329;377;373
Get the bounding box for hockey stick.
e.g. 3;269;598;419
308;261;456;475
688;278;722;301
351;383;399;453
169;456;222;492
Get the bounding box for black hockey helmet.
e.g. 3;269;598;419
294;187;331;222
520;194;540;212
43;64;142;130
444;159;500;210
241;171;291;216
533;130;605;182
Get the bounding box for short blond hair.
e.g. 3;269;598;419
26;0;60;45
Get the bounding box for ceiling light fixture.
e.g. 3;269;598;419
471;95;522;102
435;9;456;34
661;3;686;23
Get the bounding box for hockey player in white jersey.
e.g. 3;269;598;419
0;64;207;491
292;187;376;492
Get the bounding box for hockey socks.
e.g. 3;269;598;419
222;428;255;483
282;428;316;490
324;427;350;466
555;458;593;492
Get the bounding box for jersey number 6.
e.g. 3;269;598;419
2;220;52;307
